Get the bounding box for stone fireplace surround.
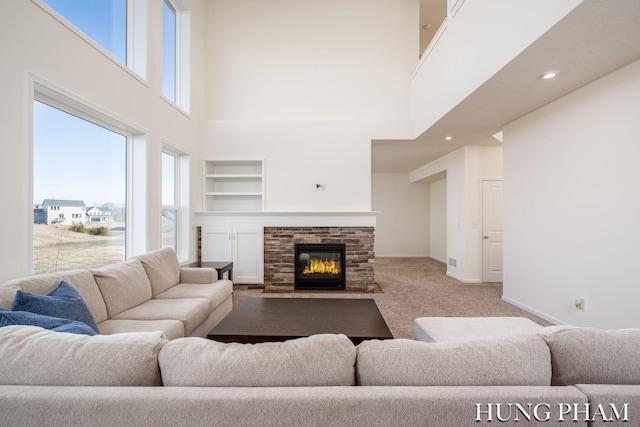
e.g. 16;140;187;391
264;226;375;292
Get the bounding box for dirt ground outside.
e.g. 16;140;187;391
33;224;126;274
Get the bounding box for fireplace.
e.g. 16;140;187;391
294;243;346;290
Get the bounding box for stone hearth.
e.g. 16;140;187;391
264;227;375;292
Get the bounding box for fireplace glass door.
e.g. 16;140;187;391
294;243;346;290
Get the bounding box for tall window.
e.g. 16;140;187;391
162;0;177;102
33;100;127;273
161;151;178;251
42;0;127;64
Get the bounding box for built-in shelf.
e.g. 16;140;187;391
204;159;264;212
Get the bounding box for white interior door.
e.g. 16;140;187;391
482;180;503;282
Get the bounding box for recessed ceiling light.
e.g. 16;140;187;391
541;71;558;79
444;136;453;141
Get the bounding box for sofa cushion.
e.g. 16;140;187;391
98;318;185;341
544;327;640;385
0;325;166;386
160;334;357;386
574;384;640;421
111;298;211;336
11;281;99;333
179;267;218;284
356;335;551;386
133;248;181;296
154;280;233;309
0;310;97;335
0;284;21;310
1;270;108;323
92;259;153;318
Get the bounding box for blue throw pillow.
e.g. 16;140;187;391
11;281;100;333
0;309;97;335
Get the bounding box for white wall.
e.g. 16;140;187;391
429;178;447;263
503;59;640;329
201;121;375;212
464;146;504;280
198;0;418;213
372;173;429;257
0;0;205;281
411;0;581;136
410;146;502;282
204;0;418;121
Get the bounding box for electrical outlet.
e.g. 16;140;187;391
575;298;585;310
448;257;457;267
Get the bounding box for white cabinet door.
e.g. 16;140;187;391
233;227;264;284
201;227;264;284
201;228;234;262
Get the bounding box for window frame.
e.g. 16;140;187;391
160;144;189;260
31;78;147;271
161;150;179;252
161;0;191;113
162;0;178;103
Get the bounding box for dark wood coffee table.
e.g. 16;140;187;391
207;298;392;345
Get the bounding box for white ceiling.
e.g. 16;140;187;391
372;0;640;172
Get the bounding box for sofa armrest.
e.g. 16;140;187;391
179;268;217;284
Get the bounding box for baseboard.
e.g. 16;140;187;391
373;256;446;265
375;254;430;258
445;271;482;284
501;296;568;325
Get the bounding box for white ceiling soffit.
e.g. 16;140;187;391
372;0;640;173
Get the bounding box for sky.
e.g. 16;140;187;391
33;101;127;206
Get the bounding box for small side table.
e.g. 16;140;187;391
184;261;233;281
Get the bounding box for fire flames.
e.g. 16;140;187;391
303;258;339;275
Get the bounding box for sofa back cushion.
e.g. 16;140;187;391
133;248;180;296
544;327;640;385
92;259;152;318
0;325;166;386
356;335;551;386
159;334;357;386
1;270;108;323
0;284;22;310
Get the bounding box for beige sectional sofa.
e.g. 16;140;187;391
1;325;639;426
0;247;233;339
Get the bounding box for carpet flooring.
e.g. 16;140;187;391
233;257;553;340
